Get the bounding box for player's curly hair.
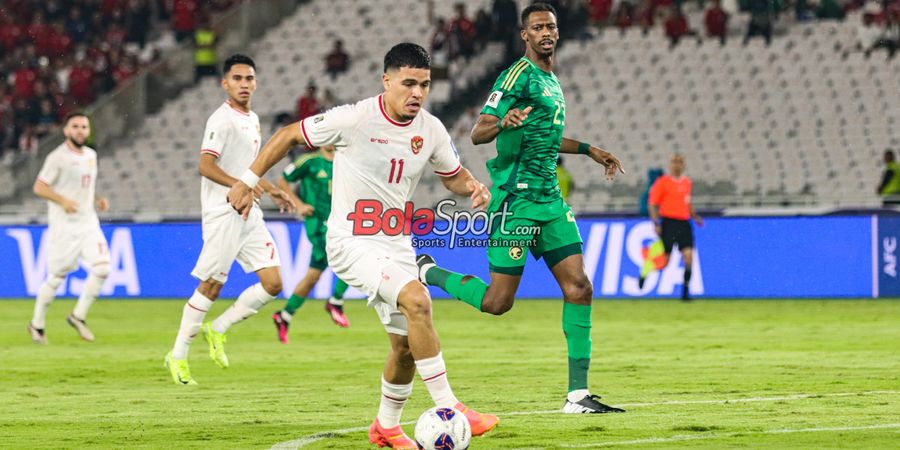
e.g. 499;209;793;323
223;54;256;74
383;43;430;73
521;2;557;27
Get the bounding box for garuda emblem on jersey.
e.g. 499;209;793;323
410;136;424;155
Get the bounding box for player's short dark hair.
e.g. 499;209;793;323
223;54;256;74
383;43;431;73
63;111;88;126
521;2;557;27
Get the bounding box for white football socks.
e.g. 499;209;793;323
32;275;64;329
212;283;275;333
377;376;413;428
567;389;590;403
172;290;214;359
416;352;459;409
72;272;106;321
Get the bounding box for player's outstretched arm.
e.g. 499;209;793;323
33;179;78;213
470;107;533;145
559;137;625;181
258;178;296;214
229;122;307;218
439;167;491;210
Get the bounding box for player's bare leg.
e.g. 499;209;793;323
29;272;66;344
550;254;625;413
68;262;110;342
166;279;221;384
273;268;322;343
396;280;499;436
680;247;694;301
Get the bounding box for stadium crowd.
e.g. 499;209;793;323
0;0;237;164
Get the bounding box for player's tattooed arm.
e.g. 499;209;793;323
33;179;78;213
559;137;625;181
276;177;312;217
229;122;307;218
439;167;491;210
470;107;532;145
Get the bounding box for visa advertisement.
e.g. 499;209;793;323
0;216;885;299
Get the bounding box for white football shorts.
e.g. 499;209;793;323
191;208;280;284
326;236;419;336
47;224;110;275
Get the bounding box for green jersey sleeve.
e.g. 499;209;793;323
481;59;531;119
282;153;316;182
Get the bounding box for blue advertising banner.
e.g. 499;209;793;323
0;216;875;299
876;216;900;297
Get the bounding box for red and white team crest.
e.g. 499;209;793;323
411;136;424;155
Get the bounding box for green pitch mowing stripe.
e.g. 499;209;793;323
1;299;898;449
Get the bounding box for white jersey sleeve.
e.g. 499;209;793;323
429;125;462;177
200;114;231;158
36;151;61;184
299;103;362;148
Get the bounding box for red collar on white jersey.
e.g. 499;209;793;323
378;94;413;127
225;99;251;116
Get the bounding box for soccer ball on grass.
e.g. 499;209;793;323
414;407;471;449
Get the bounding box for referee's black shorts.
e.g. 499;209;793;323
660;217;694;254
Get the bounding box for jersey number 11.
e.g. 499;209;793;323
388;158;404;184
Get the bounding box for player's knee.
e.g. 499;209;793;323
261;279;283;296
482;295;514;315
561;278;593;304
45;274;65;289
91;263;110;278
400;285;432;321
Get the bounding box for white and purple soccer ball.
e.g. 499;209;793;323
414;407;472;450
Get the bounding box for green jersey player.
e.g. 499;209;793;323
418;2;627;414
272;145;351;343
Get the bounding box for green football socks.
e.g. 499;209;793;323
563;302;592;392
284;294;306;315
332;278;349;299
425;266;487;312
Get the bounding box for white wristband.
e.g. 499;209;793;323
238;170;260;189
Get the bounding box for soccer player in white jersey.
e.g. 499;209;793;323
227;44;499;448
29;112;109;344
165;54;295;385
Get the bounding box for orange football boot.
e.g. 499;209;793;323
454;402;499;436
368;418;418;449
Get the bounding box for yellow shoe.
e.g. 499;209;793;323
164;351;197;385
201;322;229;368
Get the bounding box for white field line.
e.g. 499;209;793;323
270;390;900;449
560;423;900;448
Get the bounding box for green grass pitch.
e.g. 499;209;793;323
2;298;899;449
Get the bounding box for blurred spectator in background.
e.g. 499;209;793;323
193;15;218;82
325;39;349;79
705;0;729;45
614;2;634;34
664;6;698;48
296;84;320;122
491;0;520;62
320;88;338;111
816;0;846;20
556;156;574;201
744;0;775;46
474;8;492;52
637;1;656;36
172;0;199;41
430;17;450;78
639;167;665;217
588;0;613;28
877;149;900;203
448;3;477;61
125;0;153;48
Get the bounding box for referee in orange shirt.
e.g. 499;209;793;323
647;154;704;300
